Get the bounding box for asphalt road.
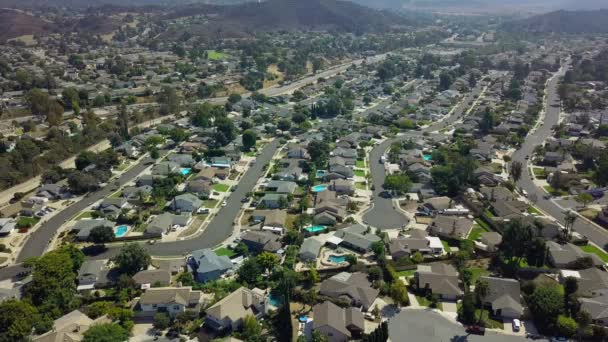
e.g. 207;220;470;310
363;79;488;229
513;62;608;249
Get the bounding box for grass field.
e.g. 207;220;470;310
214;247;237;258
416;295;443;311
474;219;491;231
203;199;219;208
543;185;568;196
581;244;608;262
468;267;490;284
355;182;367;190
527;206;543;215
17;216;39;228
441;240;452;253
356;160;365;168
532;167;547;179
213;183;230;192
75;211;94;220
354;170;366;177
468;225;489;241
396;269;416;278
207;50;227;60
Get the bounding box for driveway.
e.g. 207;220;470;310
442;300;458;320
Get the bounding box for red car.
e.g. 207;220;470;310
466;325;486;335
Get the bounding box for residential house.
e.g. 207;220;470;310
313;301;364;342
186;180;212;199
31;310;110;342
479;232;503;252
547;242;604;268
251;210;287;234
260;194;287;209
144;213;191;237
152;161;180;176
171;193;203;213
241;231;283;253
193;167;217;182
479;276;524;319
334;224;381;253
37;184;67;200
264;180;297;194
133;270;171;289
287;146;310;159
188;248;233;283
474;167;500;187
138;287;203;317
389;230;444;260
427;215;474;240
167;153;195;166
299;237;324;262
20;200;42;217
210;156;232;169
332;148;357;165
205;287;266;332
77;260;106;291
314;190;348;226
97;198;128;219
330;179;355;195
71;219;114;241
414;263;463;299
579;289;608;326
122;185;153;202
0;219;16;237
319;272;379;311
560;268;608;296
419;196;452;216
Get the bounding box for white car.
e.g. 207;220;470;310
512;319;521;332
221;201;227;207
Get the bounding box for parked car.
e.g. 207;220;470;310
197;208;210;214
241;197;249;203
221;201;227;207
512;319;521;332
466;325;485;335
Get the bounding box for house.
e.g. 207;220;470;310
334;224;381;253
171;193;203;213
186;180;212;199
193;167;217;182
71;219;114;241
138;287;203;317
133;269;171;289
328;164;354;179
37;184;67;200
490;199;528;219
20;200;42;217
474;167;500;187
544;151;564;165
419;196;452;215
313;301;364;342
205;287;266;332
560;268;608;296
479;232;502;252
314;191;348;225
579;289;608;326
0;219;16;237
122;185;153;202
260;194;287;209
389;230;444;260
547;242;604;268
264;180;297;194
31;310;110;342
77;260;106;291
330;179;355;195
414;263;463;299
241;231;283;253
210;156;232;169
287;146;310;159
167;153;195;166
97;198;128;219
188;248;233;283
251;210;287;234
152;161;180;175
299;237;324;262
479;276;523;319
144;213;191;237
319;272;379;310
427;215;474;240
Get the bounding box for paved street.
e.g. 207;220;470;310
513;61;608;249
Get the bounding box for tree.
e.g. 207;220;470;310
112;243;150;276
75;151;97;171
528;286;564;330
510;161;523;182
242;315;262;340
89;226;114;246
575;193;593;208
117;104;129;139
0;300;39;341
383;173;412;195
460;292;476;324
26;88;50;117
82;323;129;342
439;71;454;91
368;266;382;281
86;301;112;319
363;95;372;106
468;73;477;88
556;315;578;338
277;119;291;133
311;330;329;342
242;129;257;151
474;279;490;324
257;252;279;272
371;241;386;258
153;312;170;330
237;258;262;286
390;280;409;306
563;211;577;241
307;140;330;168
228;93;242;104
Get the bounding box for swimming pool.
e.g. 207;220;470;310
316;170;327;179
312;184;328;193
305;225;326;233
298;315;308;323
328;255;347;264
268;294;282;307
423;154;432;161
179;168;192;176
114;225;129;238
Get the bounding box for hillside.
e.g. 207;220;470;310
165;0;411;34
503;9;608;34
0;9;55;42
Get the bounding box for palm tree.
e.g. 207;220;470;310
475;279;490;325
563;210;577;241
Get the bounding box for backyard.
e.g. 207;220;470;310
467;224;489;241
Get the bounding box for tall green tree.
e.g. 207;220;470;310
0;300;39;341
82;323;129;342
112;243;150;276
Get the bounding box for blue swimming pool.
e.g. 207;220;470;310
268;294;282;307
114;225;129;238
328;255;347;264
305;225;327;233
180;168;192;176
298;315;309;323
423;154;432;161
316;170;327;179
312;184;328;193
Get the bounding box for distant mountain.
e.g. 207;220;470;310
503;9;608;34
165;0;412;34
0;9;54;41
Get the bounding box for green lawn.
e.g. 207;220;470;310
532;167;547;179
474;218;491;231
415;295;443;310
543;185;568;196
207;50;227;60
581;244;608;262
17;216;39;228
75;211;94;220
396;269;416;278
527;206;543;215
115;162;130;171
468;225;489;241
441;240;452;253
355;182;367;190
203;199;219;208
245;151;256;157
356;160;365;168
475;309;504;329
483;209;495;218
469;267;490;284
354;170;366;177
214;247;237;258
213;183;230;192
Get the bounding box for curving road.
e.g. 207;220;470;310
363;77;491;229
513;61;608;249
